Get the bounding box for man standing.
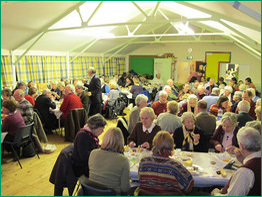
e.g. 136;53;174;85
211;127;261;196
86;67;102;116
13;89;34;125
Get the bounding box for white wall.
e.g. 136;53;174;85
128;42;261;91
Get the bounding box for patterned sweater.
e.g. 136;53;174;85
138;155;194;195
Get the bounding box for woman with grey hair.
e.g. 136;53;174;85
127;107;161;150
245;120;261;134
87;127;131;195
231;91;242;113
155;101;182;134
173;112;206;152
178;94;198;116
151;90;168;117
72;114;107;177
128;94;148;134
210;112;239;153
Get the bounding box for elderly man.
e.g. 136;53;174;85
60;85;83;120
154;85;172;102
75;84;89;113
202;87;220;111
86;67;102;116
206;78;217;94
211;127;261;196
13;89;34;125
151;73;164;88
236;90;256;119
236;101;254;128
35;89;57;133
151;90;168;117
195;100;216;149
167;79;180;99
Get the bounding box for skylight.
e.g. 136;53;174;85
160;1;212;19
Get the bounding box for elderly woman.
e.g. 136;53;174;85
86;127;131;195
231;91;242;113
209;96;231;117
136;131;194;195
210;112;239;153
24;87;38;107
255;106;261;121
130;77;143;100
1;100;26;143
173;112;205;152
56;82;65;100
195;84;206;100
151;90;168;117
178;94;198;116
222;86;233;103
128;94;148;134
245;120;261;134
127;107;161;149
155;101;182;134
1;88;13;102
72;114;107;177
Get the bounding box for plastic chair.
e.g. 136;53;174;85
78;179;116;196
2;122;40;169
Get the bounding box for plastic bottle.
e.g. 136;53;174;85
217;108;223;121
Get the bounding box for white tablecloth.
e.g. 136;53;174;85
125;150;238;188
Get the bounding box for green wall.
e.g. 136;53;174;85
130;56;155;76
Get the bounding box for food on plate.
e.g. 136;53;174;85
222;158;231;162
181;156;191;161
193;166;198;171
220;168;227;177
124;145;129;151
182;152;192;157
210;160;216;165
184;159;193;167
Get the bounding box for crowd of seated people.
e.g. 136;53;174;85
2;71;261;196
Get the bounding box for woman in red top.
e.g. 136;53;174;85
24;87;38;107
209;96;231;117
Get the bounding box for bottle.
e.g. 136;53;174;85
217;108;223;121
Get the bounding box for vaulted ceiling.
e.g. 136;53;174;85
1;1;261;60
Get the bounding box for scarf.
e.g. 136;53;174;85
182;125;195;151
81;124;100;148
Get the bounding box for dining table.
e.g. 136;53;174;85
124;148;240;188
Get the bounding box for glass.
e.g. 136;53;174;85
208;148;215;155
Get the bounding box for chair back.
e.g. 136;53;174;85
65;108;87;142
79;180;116;196
13;122;34;146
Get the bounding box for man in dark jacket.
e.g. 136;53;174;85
86;67;102;116
35;89;58;132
